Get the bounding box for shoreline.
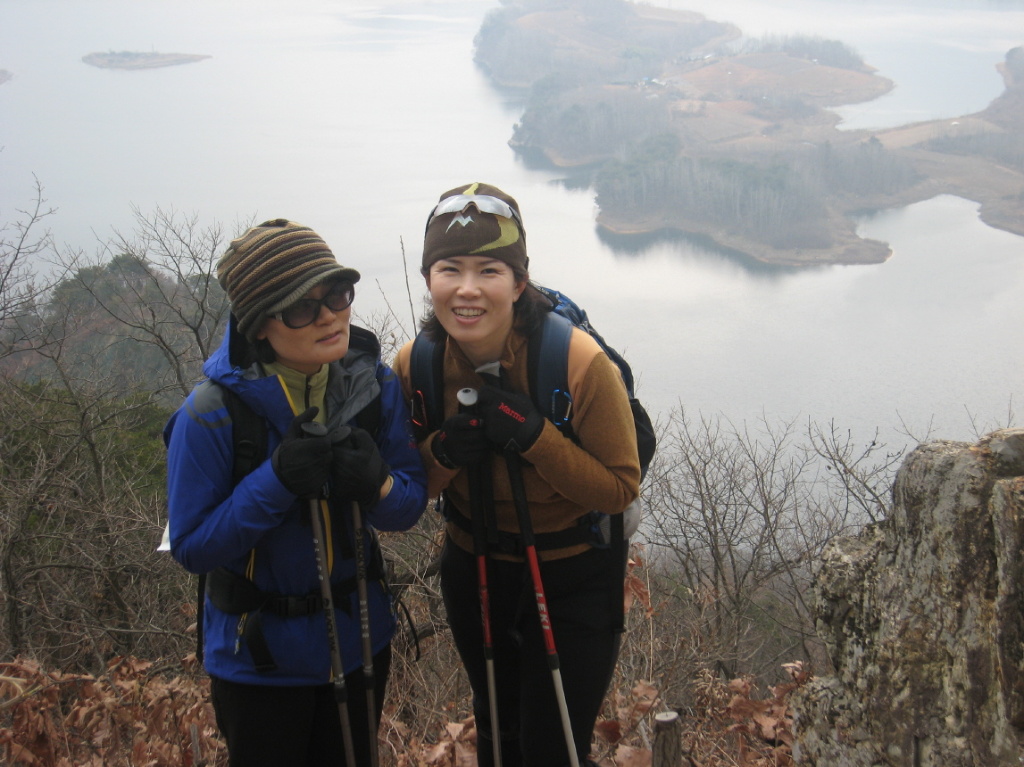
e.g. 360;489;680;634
596;213;892;266
539;87;1023;265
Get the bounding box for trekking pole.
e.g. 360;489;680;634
457;387;503;767
476;364;581;767
350;495;380;767
301;421;358;767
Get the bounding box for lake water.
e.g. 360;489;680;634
1;0;1022;453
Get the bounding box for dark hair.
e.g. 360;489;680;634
419;280;551;342
226;312;279;368
230;335;278;368
254;337;277;364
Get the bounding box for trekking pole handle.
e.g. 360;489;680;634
301;421;328;438
303;422;352;443
300;421;339;500
457;387;478;412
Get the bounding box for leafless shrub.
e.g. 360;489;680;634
637;409;899;688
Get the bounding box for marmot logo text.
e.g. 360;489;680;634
498;403;526;423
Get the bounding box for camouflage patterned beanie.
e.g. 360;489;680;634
422;183;528;274
216;219;360;341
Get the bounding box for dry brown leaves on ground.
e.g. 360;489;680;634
722;661;810;766
1;650;809;766
0;654;223;767
389;715;479;767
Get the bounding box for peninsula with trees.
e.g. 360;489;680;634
475;0;1024;265
82;51;211;70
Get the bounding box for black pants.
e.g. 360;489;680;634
210;645;391;767
441;538;623;767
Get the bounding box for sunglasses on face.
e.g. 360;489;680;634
270;280;355;329
425;194;524;234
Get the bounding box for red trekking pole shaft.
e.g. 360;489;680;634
503;451;579;767
457;387;503;767
475;365;580;767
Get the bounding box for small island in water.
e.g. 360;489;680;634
82;51;211;70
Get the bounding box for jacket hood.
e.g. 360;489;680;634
202;314;382;437
202;315;283;423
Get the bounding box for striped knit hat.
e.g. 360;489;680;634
217;219;360;341
422;183;528;274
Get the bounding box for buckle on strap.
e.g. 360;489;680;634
276;593;325;618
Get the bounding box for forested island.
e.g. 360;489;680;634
82;51;210;70
0;70;12;85
475;0;1024;265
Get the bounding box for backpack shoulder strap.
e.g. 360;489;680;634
528;311;575;438
529;310;631;631
195;384;268;663
222;385;268;484
356;389;382;437
409;331;446;439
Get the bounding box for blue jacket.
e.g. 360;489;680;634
164;318;427;685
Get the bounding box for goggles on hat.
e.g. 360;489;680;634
426;194;524;234
270;280;355;329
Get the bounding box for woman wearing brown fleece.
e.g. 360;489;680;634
392;183;640;767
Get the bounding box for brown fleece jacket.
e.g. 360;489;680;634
392;326;640;561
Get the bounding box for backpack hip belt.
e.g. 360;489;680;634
441;498;618;556
205;551;385;672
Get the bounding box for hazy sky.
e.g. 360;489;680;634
1;0;1021;445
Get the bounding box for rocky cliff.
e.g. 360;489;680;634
793;428;1024;765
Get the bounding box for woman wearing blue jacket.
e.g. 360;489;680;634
164;219;428;767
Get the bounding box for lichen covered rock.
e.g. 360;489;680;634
793;429;1024;766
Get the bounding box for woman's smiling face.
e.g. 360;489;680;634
256;280;352;374
426;256;526;367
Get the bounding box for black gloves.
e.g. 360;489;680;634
477;385;544;453
272;407;332;499
430;385;544;468
272;410;390;507
431;413;488;469
331;427;391;508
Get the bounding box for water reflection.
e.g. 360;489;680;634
596;226;819;279
546;193;1022;453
